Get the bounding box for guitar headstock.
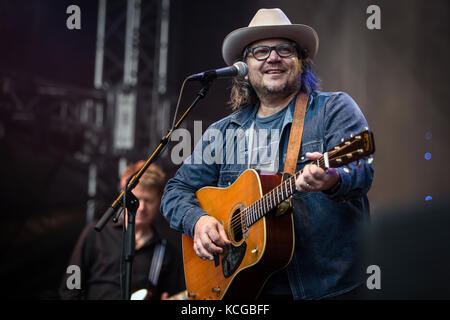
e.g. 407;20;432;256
327;129;375;168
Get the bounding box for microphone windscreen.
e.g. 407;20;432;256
233;61;248;78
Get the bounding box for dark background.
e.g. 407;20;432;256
0;0;449;299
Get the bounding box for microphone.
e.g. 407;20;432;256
187;61;248;82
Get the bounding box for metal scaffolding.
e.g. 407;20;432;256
0;0;171;224
88;0;171;222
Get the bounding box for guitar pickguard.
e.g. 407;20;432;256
222;242;247;278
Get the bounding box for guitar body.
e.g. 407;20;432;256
182;169;294;300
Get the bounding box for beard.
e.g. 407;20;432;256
263;77;300;96
252;73;301;101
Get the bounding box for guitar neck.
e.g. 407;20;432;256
244;168;304;228
243;130;375;228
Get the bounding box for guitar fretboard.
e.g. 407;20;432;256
243;157;327;228
235;129;374;231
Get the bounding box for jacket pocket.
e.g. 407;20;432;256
217;170;241;188
296;140;324;171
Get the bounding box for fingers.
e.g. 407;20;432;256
295;152;324;191
305;152;322;160
295;160;340;192
295;163;322;192
193;215;230;260
194;240;215;261
295;171;315;192
201;229;223;252
308;162;327;180
214;223;231;248
160;292;169;300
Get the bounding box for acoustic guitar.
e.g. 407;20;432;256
182;129;375;300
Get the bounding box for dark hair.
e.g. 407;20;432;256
228;46;319;111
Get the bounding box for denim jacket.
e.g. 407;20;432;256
161;91;374;299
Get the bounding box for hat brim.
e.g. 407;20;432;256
222;24;319;66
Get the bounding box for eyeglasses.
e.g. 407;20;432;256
245;42;297;61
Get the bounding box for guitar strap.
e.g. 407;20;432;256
148;239;166;286
282;92;308;180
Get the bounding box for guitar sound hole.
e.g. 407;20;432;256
230;209;243;242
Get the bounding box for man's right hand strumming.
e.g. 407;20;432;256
193;215;231;260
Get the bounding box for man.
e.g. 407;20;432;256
161;8;374;299
60;161;185;300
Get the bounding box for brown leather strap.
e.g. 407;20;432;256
283;92;308;178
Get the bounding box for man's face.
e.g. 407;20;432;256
133;185;161;228
245;38;302;100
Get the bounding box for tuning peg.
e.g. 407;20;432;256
350;133;354;138
364;127;369;131
356;160;362;168
343;167;351;174
366;156;374;164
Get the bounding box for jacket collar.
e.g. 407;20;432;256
230;91;314;129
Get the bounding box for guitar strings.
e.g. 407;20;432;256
225;153;335;233
223;141;358;233
224;148;342;233
225;166;308;232
224;170;301;233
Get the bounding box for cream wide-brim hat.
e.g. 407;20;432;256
222;8;319;66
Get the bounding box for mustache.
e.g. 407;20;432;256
262;64;286;72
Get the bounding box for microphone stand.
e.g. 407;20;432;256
122;188;139;300
95;78;213;300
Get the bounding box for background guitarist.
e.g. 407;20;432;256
60;161;185;300
161;8;374;300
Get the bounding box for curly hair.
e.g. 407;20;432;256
228;47;319;111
